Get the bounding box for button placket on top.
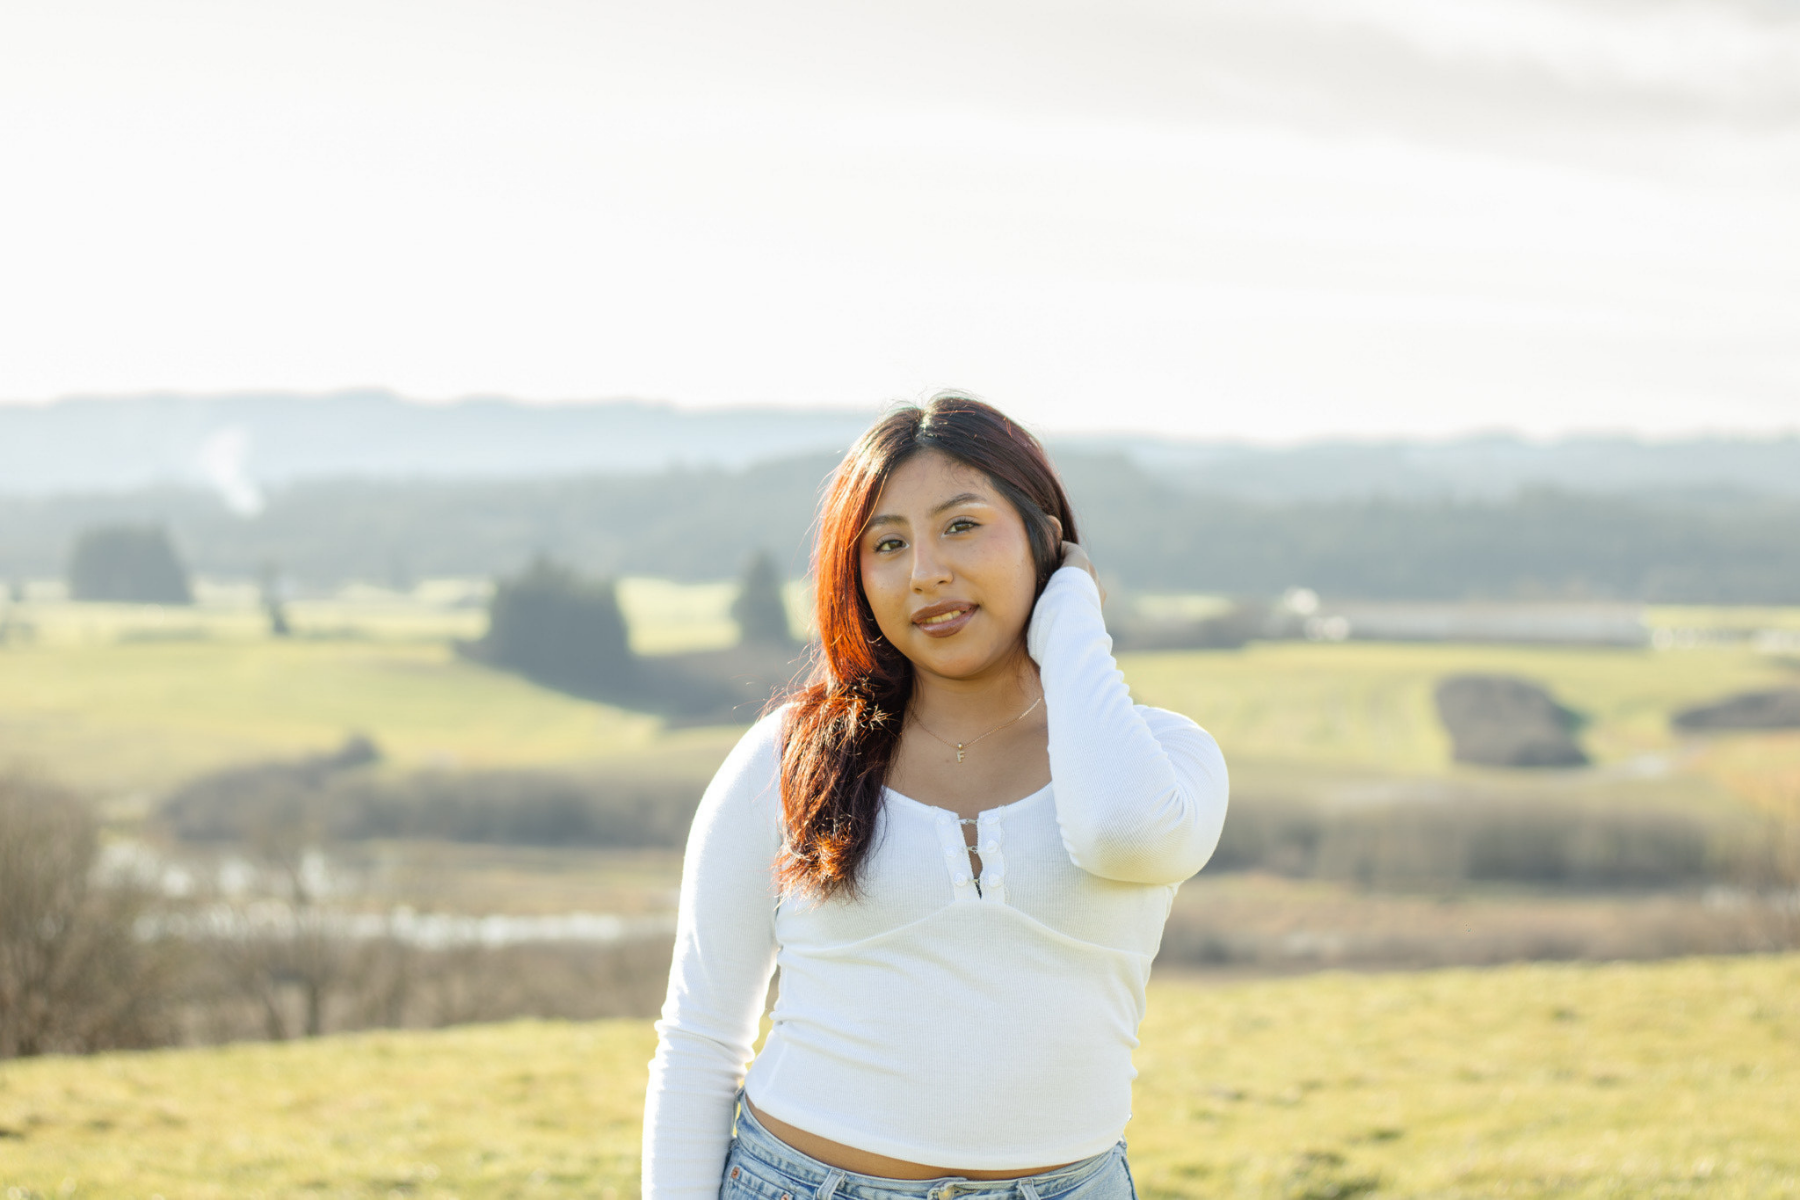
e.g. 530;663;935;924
935;811;980;900
974;811;1006;904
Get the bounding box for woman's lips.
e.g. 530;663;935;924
912;603;977;638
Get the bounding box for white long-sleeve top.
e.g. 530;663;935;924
642;567;1229;1198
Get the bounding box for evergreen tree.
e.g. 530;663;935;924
467;557;637;698
258;561;291;637
66;526;192;604
731;551;794;646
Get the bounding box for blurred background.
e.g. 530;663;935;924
2;0;1798;1102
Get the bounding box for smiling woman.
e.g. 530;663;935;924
643;394;1230;1200
778;400;1078;900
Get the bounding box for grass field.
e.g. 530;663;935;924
4;585;1798;813
0;637;680;796
1;955;1794;1199
1121;640;1798;776
0;582;801;796
0;578;811;656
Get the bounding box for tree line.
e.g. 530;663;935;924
456;550;800;721
6;453;1800;600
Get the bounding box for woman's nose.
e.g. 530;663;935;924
910;543;952;589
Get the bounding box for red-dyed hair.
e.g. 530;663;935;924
777;394;1079;899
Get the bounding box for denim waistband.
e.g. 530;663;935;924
726;1098;1126;1200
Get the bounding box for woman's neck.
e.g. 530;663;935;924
907;645;1041;737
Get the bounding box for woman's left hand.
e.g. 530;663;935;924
1060;541;1107;607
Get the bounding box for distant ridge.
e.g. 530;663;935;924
0;392;878;496
3;392;1800;502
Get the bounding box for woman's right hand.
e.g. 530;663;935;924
1059;540;1106;607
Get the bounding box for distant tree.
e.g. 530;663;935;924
258;560;291;637
67;525;192;604
1434;675;1588;768
155;736;381;1038
0;775;175;1056
731;551;795;647
463;557;638;699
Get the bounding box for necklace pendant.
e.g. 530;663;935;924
956;745;965;763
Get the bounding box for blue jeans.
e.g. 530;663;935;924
718;1099;1137;1200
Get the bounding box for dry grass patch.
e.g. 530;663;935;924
1131;955;1800;1199
3;956;1797;1198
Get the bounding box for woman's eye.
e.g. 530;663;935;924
946;518;978;534
874;537;904;553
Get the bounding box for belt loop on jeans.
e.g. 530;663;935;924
816;1170;847;1200
1015;1180;1042;1200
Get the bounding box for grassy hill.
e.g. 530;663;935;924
1120;639;1800;784
0;636;682;796
2;955;1795;1199
5;608;1795;814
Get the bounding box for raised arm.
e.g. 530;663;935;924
1027;566;1229;884
642;711;785;1199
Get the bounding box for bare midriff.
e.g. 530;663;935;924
744;1097;1075;1181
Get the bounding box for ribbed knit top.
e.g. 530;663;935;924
642;567;1230;1198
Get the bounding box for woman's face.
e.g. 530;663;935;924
858;449;1040;684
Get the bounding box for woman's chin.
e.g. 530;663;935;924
903;637;1022;682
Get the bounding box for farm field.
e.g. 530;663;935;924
2;955;1796;1200
3;587;1798;804
0;582;802;796
1120;640;1798;779
0;636;687;797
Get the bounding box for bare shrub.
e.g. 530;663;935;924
1213;790;1727;891
401;939;673;1029
161;756;708;850
175;932;673;1043
198;804;362;1039
1709;756;1800;950
1156;881;1769;973
0;774;176;1056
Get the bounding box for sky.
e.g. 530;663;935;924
1;0;1797;441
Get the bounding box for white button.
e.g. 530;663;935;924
981;843;997;853
955;873;971;885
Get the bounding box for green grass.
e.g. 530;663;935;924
5;587;1800;806
1128;955;1800;1199
0;636;710;796
1;955;1795;1199
0;577;809;656
0;580;811;795
1122;640;1798;776
1649;605;1800;633
615;579;813;655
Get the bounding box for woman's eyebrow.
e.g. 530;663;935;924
929;491;989;516
865;492;988;529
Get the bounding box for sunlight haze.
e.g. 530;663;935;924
2;0;1796;440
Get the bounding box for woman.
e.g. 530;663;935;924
644;394;1229;1199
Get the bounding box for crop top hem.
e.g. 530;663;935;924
741;1087;1127;1172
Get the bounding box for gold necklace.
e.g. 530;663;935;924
910;694;1043;764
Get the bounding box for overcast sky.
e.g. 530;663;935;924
1;0;1796;440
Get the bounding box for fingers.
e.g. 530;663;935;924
1058;541;1106;605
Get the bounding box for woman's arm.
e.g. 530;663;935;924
1027;565;1229;884
642;711;785;1199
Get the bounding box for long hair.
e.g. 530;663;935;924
777;393;1079;900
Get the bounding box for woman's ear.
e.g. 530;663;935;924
1047;514;1064;547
